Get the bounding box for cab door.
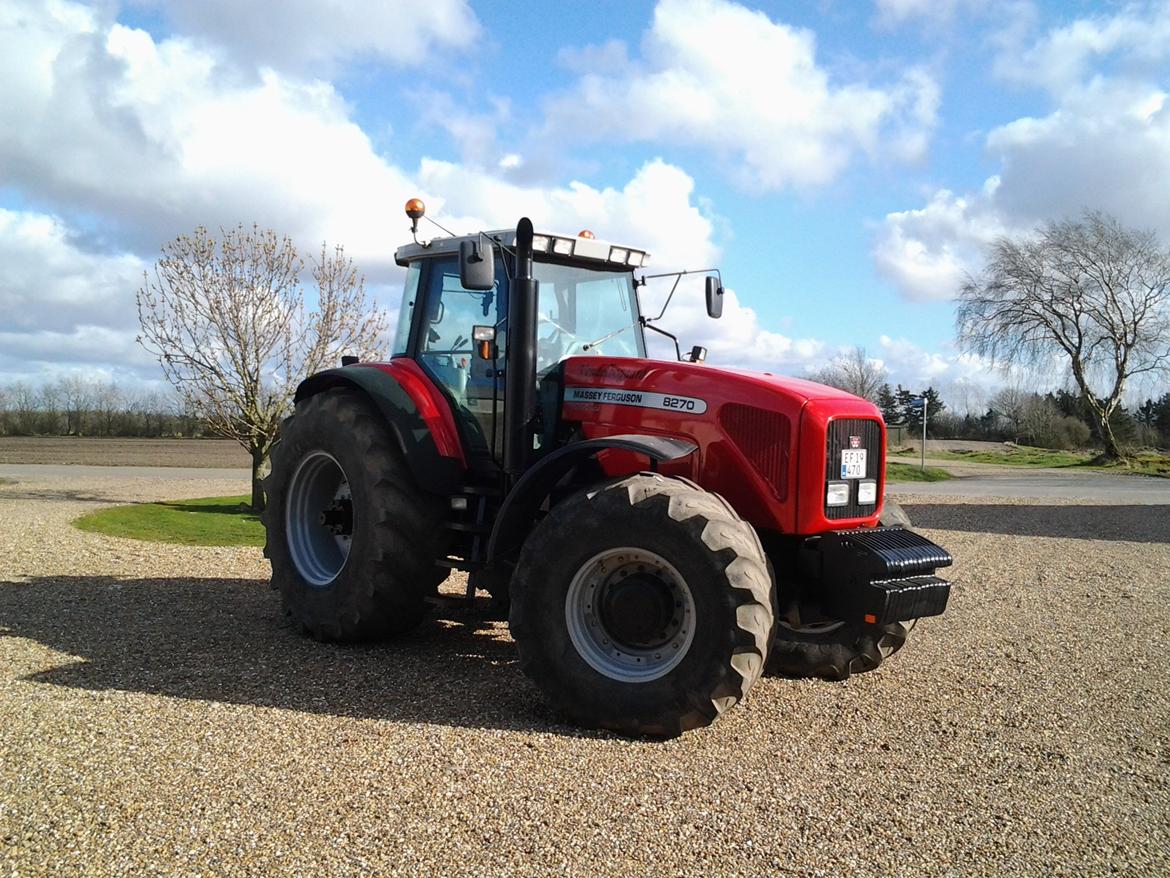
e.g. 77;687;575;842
414;256;507;468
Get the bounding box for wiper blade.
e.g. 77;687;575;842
581;320;639;352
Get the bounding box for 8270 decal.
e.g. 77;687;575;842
564;386;708;414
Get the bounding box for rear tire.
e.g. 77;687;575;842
509;473;774;737
263;390;447;641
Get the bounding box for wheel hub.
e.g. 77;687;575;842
598;572;679;650
565;548;696;683
318;498;353;536
285;451;352;588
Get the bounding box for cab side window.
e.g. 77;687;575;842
418;257;505;459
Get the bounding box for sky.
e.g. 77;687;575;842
2;0;1169;413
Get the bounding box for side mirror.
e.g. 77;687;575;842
460;239;496;291
687;345;707;364
705;276;724;319
473;325;497;360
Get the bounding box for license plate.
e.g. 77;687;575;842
840;449;867;479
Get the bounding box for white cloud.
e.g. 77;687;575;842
127;0;480;74
0;0;998;399
872;183;1009;301
878;335;953;383
875;2;1170;302
0;209;146;333
543;0;939;191
0;1;805;386
416;158;721;270
0;1;430;279
874;0;963;26
986;81;1170;236
994;2;1170;95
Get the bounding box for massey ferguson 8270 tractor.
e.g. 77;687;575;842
263;201;952;737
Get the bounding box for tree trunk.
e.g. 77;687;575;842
1097;412;1124;461
250;447;266;512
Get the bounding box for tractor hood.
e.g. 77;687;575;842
560;356;885;535
561;356;880;418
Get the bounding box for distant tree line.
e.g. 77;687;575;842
808;345;1169;453
875;384;1170;452
0;378;209;438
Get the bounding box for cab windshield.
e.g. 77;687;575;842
533;261;645;374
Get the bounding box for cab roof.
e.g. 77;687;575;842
394;230;650;271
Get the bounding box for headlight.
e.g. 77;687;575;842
857;480;877;505
826;481;850;507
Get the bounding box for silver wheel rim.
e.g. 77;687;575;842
285;451;352;587
565;547;695;683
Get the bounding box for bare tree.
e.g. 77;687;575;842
9;383;39;435
93;383;124;436
958;211;1170;460
59;376;97;435
808;346;888;403
37;383;63;435
137;225;389;510
946;378;987;419
989;385;1028;440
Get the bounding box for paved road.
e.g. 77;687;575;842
889;470;1168;504
3;462;1166;505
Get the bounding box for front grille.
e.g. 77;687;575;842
720;403;790;500
824;418;882;519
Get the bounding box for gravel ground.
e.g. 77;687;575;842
1;471;1168;877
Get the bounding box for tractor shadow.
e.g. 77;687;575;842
0;575;592;737
0;484;151;505
901;502;1170;543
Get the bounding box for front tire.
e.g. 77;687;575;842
509;473;774;737
768;620;910;681
263;390;447;641
767;498;916;680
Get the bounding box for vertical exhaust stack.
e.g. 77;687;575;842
505;217;539;480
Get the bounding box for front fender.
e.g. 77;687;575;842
486;434;697;563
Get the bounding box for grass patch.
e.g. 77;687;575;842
886;462;952;482
74;495;264;547
1111;453;1170;477
0;477;14;486
891;445;1170;476
892;445;1091;468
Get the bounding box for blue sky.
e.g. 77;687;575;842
2;0;1169;411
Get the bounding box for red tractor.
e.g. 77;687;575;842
263;203;952;737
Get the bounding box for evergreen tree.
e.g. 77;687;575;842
876;383;900;423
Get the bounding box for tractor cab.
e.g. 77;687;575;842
391;226;651;470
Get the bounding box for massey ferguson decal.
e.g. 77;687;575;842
565;386;708;414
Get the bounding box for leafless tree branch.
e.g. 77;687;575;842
956;211;1170;459
137;225;389;509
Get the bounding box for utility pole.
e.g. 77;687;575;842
921;397;928;472
909;395;928;470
